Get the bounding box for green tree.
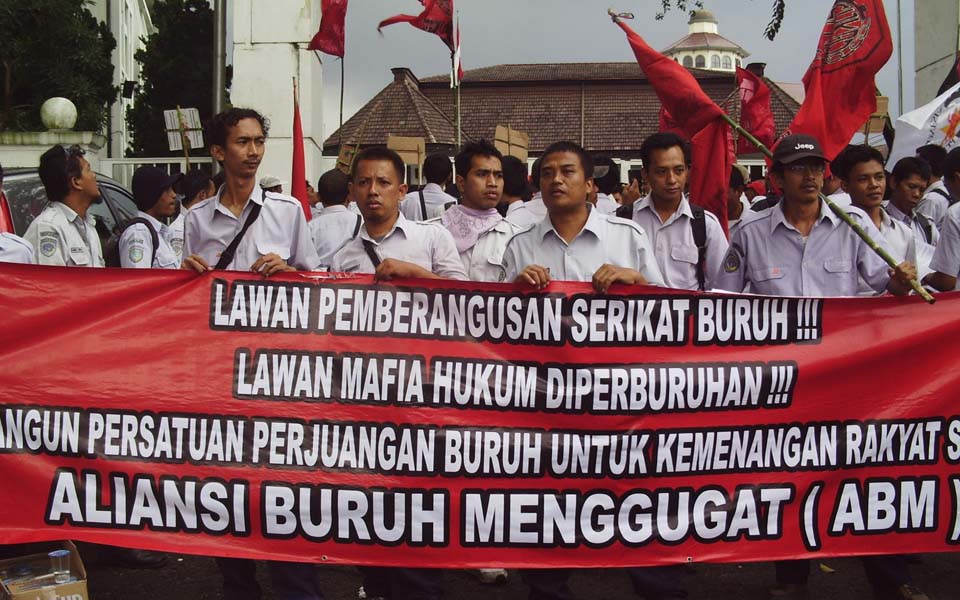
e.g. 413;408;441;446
656;1;787;40
0;0;117;131
126;0;224;157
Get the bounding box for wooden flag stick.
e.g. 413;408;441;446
720;112;934;304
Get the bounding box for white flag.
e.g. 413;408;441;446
887;82;960;167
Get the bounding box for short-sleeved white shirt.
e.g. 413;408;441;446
330;212;467;280
501;206;665;286
183;185;321;271
23;201;104;267
630;195;729;291
119;211;179;269
0;232;34;264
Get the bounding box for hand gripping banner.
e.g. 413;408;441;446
2;263;960;568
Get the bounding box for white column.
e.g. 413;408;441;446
231;0;324;187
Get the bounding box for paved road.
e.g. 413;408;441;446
81;551;959;599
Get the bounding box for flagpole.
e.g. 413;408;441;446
339;57;345;147
896;0;903;116
719;111;934;304
454;10;461;148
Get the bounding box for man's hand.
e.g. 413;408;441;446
514;265;551;289
592;264;646;293
251;253;295;277
374;258;435;281
622;178;642;204
887;261;918;296
182;254;210;273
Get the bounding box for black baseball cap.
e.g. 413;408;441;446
132;166;183;212
773;134;827;165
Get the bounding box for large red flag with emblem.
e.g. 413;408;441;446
308;0;348;57
784;0;892;160
615;17;732;232
736;67;776;154
379;0;454;50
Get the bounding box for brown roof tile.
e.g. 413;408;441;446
326;63;802;158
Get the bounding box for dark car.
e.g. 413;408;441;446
1;168;139;250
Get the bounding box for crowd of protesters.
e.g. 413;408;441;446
2;105;955;600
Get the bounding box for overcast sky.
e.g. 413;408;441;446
318;0;916;141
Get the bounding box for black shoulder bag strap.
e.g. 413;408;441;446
361;239;381;268
214;202;263;270
352;214;362;238
689;205;707;291
419;189;427;220
914;211;934;245
932;187;955;205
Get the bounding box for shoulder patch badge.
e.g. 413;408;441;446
129;245;144;264
39;230;58;257
723;244;744;273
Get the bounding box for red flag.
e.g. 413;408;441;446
736;67;776;154
783;0;893;160
379;0;454;51
308;0;348;57
615;17;730;232
291;85;310;221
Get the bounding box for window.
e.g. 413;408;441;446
683;56;693;68
695;55;705;68
711;55;720;69
723;56;732;70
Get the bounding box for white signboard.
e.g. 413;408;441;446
163;108;203;152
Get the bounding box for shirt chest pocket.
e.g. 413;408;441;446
823;257;852;274
753;266;786;282
155;245;179;268
68;246;90;266
255;241;291;261
670;244;699;265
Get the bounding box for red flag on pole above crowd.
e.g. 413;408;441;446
736;67;776;154
308;0;348;57
613;15;731;232
783;0;893;160
291;79;310;221
379;0;454;49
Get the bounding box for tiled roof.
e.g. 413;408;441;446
662;33;748;56
326;63;802;158
322;68;459;151
419;62;728;85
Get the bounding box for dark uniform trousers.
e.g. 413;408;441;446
521;566;688;600
217;557;325;600
360;566;445;600
776;556;912;592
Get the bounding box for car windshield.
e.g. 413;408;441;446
5;176;48;236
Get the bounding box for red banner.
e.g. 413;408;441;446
2;264;960;568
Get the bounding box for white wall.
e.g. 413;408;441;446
915;0;960;105
231;0;324;187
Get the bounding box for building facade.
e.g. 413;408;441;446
914;0;960;105
662;9;748;73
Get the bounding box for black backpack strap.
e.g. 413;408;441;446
214;202;262;270
689;205;707;291
419;189;427;220
361;239;381;268
352;214;362;238
914;211;934;244
931;187;954;205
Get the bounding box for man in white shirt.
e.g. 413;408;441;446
400;152;458;221
333;146;464;600
332;147;466;280
25;144;104;267
168;169;216;265
119;166;181;269
885;157;939;247
500;155;537;227
591;156;623;214
916;144;951;228
309;168;362;269
182;108;321;276
433;140;523;282
627;132;728;291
